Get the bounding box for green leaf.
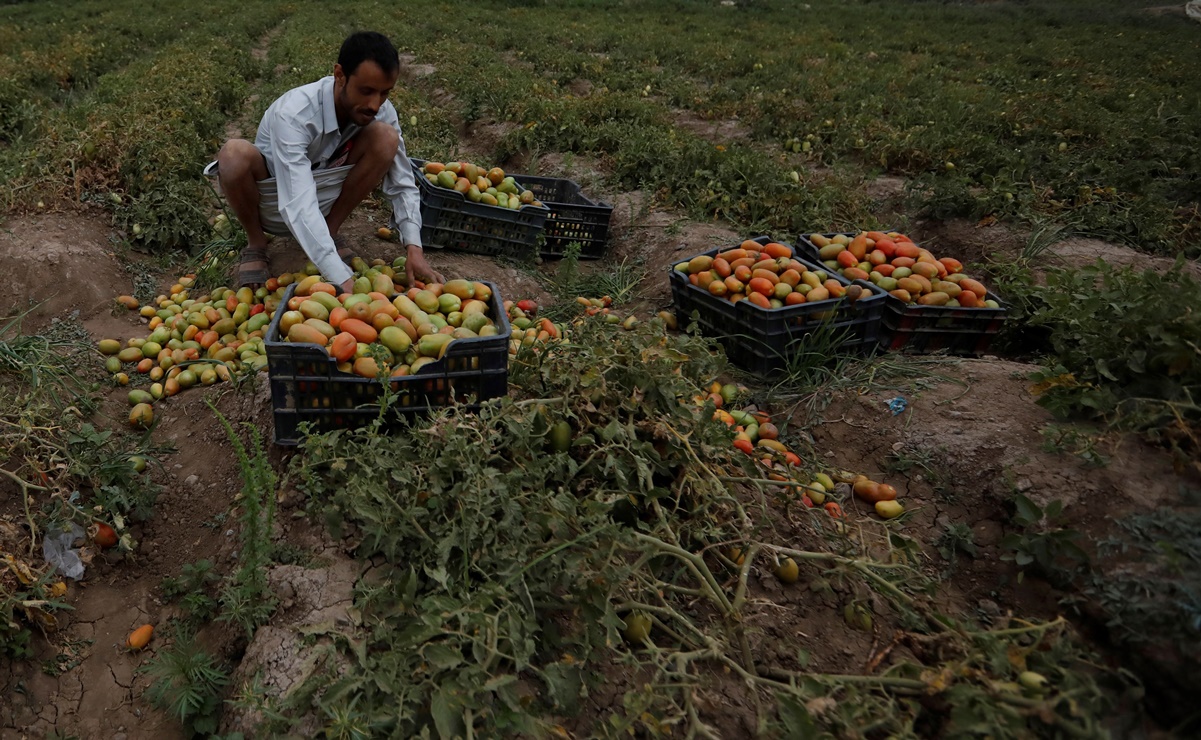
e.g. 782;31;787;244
776;693;818;739
1013;494;1042;525
423;643;463;670
430;688;464;740
543;661;583;712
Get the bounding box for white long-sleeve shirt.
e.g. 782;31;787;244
255;76;422;286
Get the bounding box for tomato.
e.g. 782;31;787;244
94;522;118;548
126;624;154;650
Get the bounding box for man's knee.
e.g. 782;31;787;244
217;139;266;179
361;122;399;160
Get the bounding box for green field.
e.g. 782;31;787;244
2;1;1200;737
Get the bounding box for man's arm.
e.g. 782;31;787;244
267;112;353;288
377;106;443;284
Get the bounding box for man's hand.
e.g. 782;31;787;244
405;245;444;285
339;278;354;295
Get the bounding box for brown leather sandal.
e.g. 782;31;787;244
236;247;271;288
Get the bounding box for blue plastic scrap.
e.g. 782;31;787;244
886;396;907;416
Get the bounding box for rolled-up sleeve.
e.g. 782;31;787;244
266;111;353;286
378;105;425;249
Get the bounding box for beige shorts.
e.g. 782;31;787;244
203;159;352;238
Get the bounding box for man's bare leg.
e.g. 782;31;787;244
324;121;399;242
215;139;271;287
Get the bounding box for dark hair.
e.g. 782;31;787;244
337;31;399;77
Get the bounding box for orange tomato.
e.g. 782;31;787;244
339;318;378;344
348;302;372;321
779;269;801;287
894;242;921;259
747;278;775;296
849;233;869;259
329;332;357;362
784;291;806;305
708;280;728;297
837;250;859;269
939;257;963;274
126;624;154;650
844;267;871;282
712;257;732;278
734;265;753;282
329;306;348;329
959;278;988;298
751;269;780;285
748;292;772;309
740;239;763;252
762;242;792;259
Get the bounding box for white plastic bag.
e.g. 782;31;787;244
1188;2;1201;22
42;523;86;580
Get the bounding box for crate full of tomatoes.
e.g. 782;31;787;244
412;158;550;261
668;236;887;374
798;231;1007;355
264;272;509;445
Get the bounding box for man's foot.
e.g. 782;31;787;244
236;246;271;288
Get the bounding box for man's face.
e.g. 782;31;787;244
334;60;399;127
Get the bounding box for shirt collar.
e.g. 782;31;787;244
320;76;340;134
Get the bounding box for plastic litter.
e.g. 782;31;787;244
43;523;86;580
886;396;908;416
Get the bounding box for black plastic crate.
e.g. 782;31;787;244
264;281;510;445
668;236;887;375
411;159;549;260
507;172;613;259
795;232;1008;356
880;292;1007;355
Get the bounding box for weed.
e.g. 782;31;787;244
1069;486;1201;656
1025;260;1201;459
935;522;978;574
161;560;221;624
1002;494;1088;584
41;637;92;677
209;401;278;638
121;259;165;307
141;633;229;737
1040;423;1110;468
885;444;956;501
1022;217;1073;262
188;234;248;295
